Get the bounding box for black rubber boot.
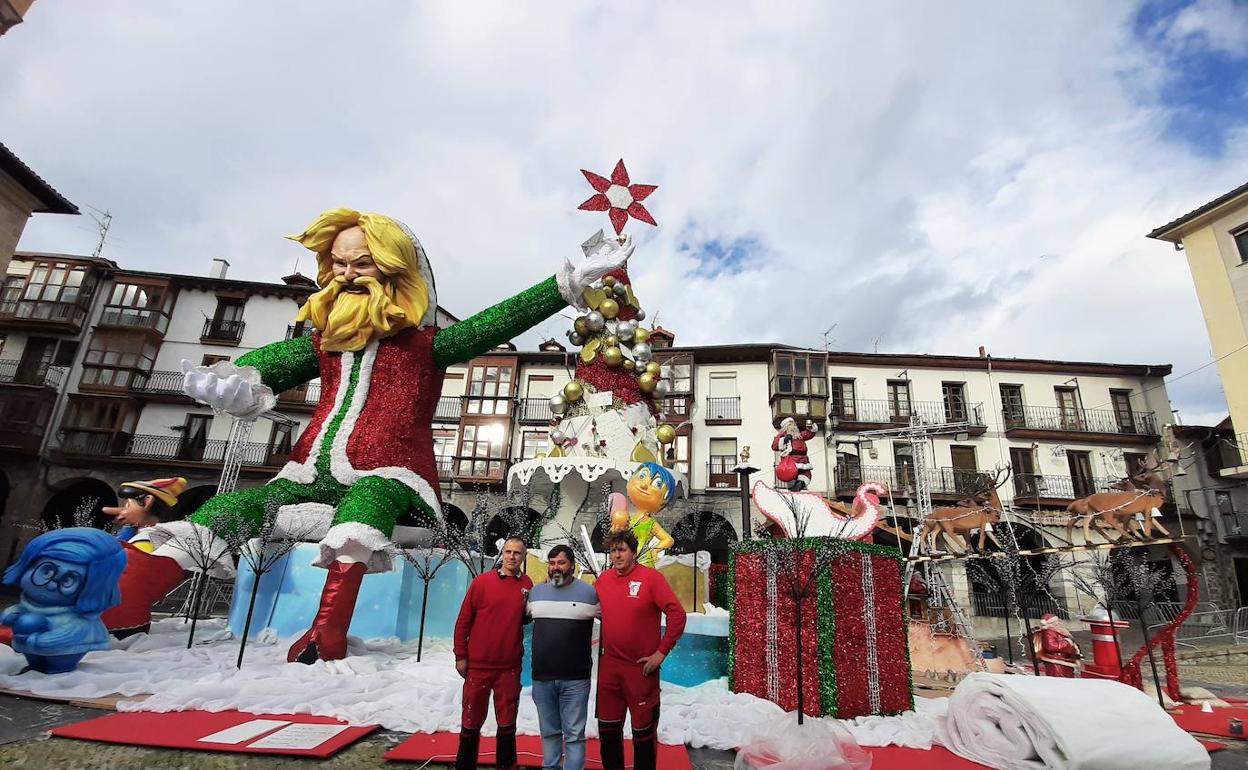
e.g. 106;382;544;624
455;727;480;770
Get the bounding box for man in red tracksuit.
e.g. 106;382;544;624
454;537;532;770
594;528;686;770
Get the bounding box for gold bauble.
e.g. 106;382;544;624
656;424;677;444
602;346;623;368
638;372;657;393
605;334;619;347
563;381;584;402
634;327;650;344
574;317;589;336
603;276;617;288
600;298;619;319
644;361;662;375
623;359;635;371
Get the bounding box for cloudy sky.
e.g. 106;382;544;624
3;1;1246;424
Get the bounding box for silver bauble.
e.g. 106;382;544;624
569;332;585;346
586;310;605;332
550;429;566;445
634;308;646;321
653;379;670;398
616;320;638;341
612;282;628;298
549;394;568;414
633;342;653;362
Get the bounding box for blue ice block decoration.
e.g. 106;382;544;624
228;543;475;642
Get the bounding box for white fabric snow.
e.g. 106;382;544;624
0;619;941;751
938;672;1209;770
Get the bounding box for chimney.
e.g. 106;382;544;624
210;258;230;279
978;345;987;358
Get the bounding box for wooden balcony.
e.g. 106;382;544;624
451;454;509;486
0;359;65;391
97;305;170;336
0;298;91;334
1002;405;1159;444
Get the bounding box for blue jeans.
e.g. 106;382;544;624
531;678;590;770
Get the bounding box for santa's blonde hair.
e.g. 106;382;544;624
292;208;430;331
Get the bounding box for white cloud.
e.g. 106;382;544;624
1;1;1243;424
1164;0;1248;55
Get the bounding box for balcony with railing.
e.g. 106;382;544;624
518;398;553;424
0;360;66;390
704;397;741;425
1010;473;1121;502
275;382;322;410
0;298;91;333
435;396;463;422
1002;405;1159;442
707;455;740;490
436;455;454;478
286;323;316;340
834;464;990;497
97;305;170;335
829;399;986;433
451;455;508;483
201;318;245;344
57;429;288;468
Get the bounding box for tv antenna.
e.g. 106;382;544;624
821;323;837;353
86;204;112;259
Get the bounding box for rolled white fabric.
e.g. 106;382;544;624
938;673;1208;770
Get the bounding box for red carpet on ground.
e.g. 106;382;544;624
50;709;378;758
1170;703;1248;739
864;745;993;769
384;731;692;769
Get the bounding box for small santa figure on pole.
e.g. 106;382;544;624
772;417;817;491
1031;613;1082;678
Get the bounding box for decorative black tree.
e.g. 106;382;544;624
235;500;320;667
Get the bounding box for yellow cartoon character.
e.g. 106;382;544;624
610;462;676;567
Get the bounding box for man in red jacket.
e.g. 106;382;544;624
453;537;532;770
594;529;686;770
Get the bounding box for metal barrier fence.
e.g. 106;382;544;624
1145;605;1248;649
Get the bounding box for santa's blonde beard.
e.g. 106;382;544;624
300;276;412;352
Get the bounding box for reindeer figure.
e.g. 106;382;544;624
918;467;1010;554
1066;457;1168;544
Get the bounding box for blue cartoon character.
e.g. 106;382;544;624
609;462;676;568
0;528;126;674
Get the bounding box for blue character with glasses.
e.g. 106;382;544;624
0;528;126;673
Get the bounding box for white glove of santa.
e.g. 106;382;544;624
558;233;635;309
181;359;276;420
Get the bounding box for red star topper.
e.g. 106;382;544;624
578;159;658;234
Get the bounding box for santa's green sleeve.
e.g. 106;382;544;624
433;275;568;369
233;335;320;393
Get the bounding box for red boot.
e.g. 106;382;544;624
287;561;367;664
102;543;188;638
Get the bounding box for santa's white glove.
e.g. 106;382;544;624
558;233;635;309
181;359;276;420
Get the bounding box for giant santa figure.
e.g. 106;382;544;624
113;208;629;663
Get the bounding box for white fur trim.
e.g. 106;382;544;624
393;220;438;328
275;349;354;485
314;522;394;574
557;260;581;309
149;520;235;578
275;502;335;541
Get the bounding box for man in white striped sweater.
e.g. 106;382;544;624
527;545;600;770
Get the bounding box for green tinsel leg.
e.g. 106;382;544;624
189;479;318;541
331;476;432;538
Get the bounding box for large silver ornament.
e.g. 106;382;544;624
634;308;646;321
586;311;605;332
612;282;628;298
549;394;568;415
616;320;638;341
569;332;585;346
632;342;653;362
653;379;670;398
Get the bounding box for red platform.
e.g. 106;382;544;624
864;745;993;769
384;731;692;769
1170;702;1248;739
50;709;378;758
